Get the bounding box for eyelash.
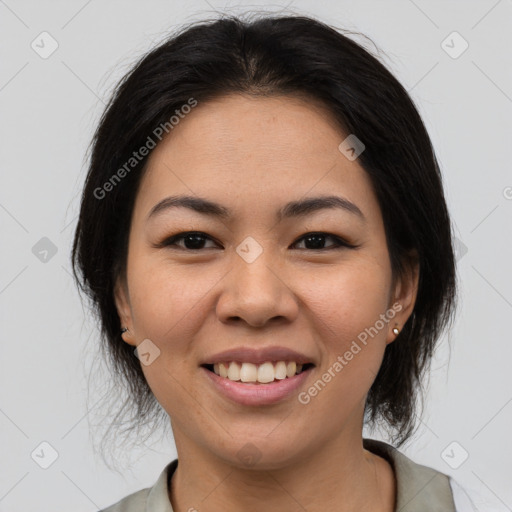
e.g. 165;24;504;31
157;231;358;251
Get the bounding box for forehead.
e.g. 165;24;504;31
133;93;381;226
148;93;347;169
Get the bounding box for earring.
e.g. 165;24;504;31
392;325;400;336
121;327;129;334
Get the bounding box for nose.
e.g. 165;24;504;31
215;250;299;328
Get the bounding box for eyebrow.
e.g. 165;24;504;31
147;194;366;223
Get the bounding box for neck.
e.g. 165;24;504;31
168;430;395;512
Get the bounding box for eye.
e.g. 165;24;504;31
159;231;219;250
291;232;357;250
158;231;357;251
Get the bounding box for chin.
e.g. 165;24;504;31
211;436;310;472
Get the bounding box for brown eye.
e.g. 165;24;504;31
292;232;356;250
161;232;219;250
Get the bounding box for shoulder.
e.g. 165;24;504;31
364;438;456;511
99;487;150;512
364;439;507;512
97;459;178;512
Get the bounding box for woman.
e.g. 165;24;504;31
72;14;477;512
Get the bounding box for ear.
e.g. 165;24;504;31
386;250;420;345
114;275;136;347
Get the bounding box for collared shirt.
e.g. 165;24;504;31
98;438;480;511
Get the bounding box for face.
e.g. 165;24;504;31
115;93;418;470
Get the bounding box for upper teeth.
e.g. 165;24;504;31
212;361;304;383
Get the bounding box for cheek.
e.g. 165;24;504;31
125;256;226;407
297;260;392;400
127;255;213;338
299;259;392;343
126;260;210;410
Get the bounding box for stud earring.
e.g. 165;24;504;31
392;325;400;336
121;327;129;334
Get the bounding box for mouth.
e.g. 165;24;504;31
201;361;315;406
200;361;315;385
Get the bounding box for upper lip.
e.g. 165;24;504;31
201;346;315;366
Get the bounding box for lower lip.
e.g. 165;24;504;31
201;366;314;406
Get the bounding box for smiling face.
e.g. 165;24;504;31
114;93;418;470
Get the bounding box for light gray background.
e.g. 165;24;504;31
1;1;511;511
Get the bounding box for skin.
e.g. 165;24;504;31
115;93;419;512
